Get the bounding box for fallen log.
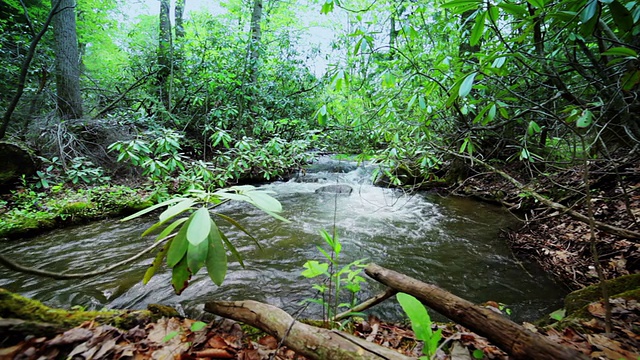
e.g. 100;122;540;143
204;300;413;360
365;263;588;360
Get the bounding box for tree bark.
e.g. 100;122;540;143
364;263;589;360
53;0;83;119
158;0;172;110
204;300;413;360
247;0;263;85
175;0;186;39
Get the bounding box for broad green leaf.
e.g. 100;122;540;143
609;0;633;32
190;321;207;332
418;95;426;109
441;0;481;9
159;198;195;222
121;197;183;222
214;192;250;202
187;237;209;274
526;0;545;9
214;212;260;250
143;239;172;285
576;110;593;128
485;104;497;124
491;57;506;68
397;292;440;356
498;3;528;17
549;308;566;321
470;11;486;46
459;72;477;97
621;70;640;90
162;330;180;342
167;217;191;267
580;0;598;24
219;230;245;268
601;46;637;57
488;5;499;22
245;191;283;213
528;120;541;135
206;220;227;286
187;207;211;246
301;260;329;278
171;256;191;295
321;0;334;14
154;217;188;242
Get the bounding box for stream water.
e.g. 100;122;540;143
0;157;568;323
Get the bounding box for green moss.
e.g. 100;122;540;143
564;273;640;315
125;200;154;212
0;288;178;330
60;201;93;215
0;288;119;327
0;213;57;238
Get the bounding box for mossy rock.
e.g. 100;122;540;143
0;213;57;238
60;201;94;215
564;273;640;315
0;288;178;330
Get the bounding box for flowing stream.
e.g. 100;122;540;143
0;157;568;322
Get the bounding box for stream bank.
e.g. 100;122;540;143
445;158;640;290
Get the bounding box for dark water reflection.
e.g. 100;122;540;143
0;158;568;322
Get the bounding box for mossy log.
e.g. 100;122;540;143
564;273;640;315
365;263;588;360
0;288;178;330
205;300;413;360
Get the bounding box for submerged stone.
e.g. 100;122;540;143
315;184;353;195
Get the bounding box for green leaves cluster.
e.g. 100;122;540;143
124;185;287;295
301;230;367;326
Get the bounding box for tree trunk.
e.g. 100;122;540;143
175;0;186;39
204;300;414;360
158;0;172;111
53;0;83;119
364;263;589;360
248;0;263;85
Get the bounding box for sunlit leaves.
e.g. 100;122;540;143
580;0;599;24
122;185;287;294
301;260;329;278
397;293;442;358
206;220;227;286
459;72;477;97
601;47;638;57
526;0;546;9
470;11;486;46
316;104;328;126
187;207;211;246
608;0;633;32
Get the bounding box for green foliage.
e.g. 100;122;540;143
301;230;367;327
396;292;442;359
124;185;287;294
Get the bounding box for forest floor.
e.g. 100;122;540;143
453;157;640;290
1;294;638;359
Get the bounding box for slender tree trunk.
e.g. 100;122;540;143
53;0;83;119
248;0;263;85
158;0;173;111
175;0;186;39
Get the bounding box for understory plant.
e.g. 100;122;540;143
301;229;367;328
396;292;442;359
123;185;288;294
